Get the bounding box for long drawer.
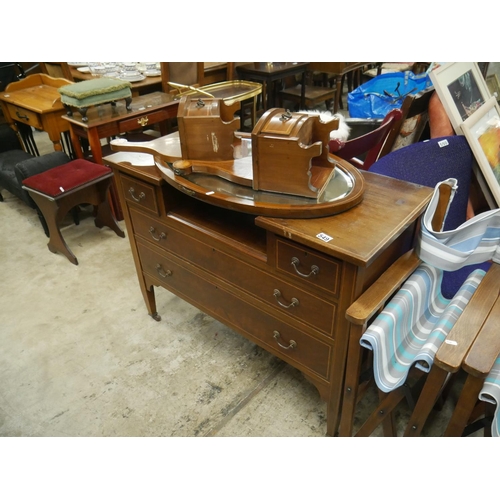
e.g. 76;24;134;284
131;208;336;336
137;240;333;380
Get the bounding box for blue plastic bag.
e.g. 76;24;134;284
348;71;433;119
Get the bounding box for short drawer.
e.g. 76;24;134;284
6;104;42;129
137;241;333;380
133;215;336;335
118;109;171;134
121;174;159;215
275;239;341;297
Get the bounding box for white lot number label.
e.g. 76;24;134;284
316;232;333;242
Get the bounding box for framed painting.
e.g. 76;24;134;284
429;62;491;134
461;95;500;207
486;73;500;102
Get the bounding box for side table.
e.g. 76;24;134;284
236;62;309;110
0;73;72;154
62;91;179;220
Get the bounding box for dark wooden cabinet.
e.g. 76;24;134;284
105;151;432;436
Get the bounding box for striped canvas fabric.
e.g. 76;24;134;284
360;264;485;392
417;179;500;270
361;178;500;434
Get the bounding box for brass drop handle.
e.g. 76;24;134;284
273;330;297;350
16;111;29;121
137;116;149;127
149;226;166;241
156;264;172;278
129;187;145;202
291;257;319;278
273;289;299;309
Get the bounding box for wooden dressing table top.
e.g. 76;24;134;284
256;171;433;267
106;151;434;267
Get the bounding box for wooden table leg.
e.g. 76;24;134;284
68;125;84;159
68;125;124;221
86;128;124;221
94;178;125;239
334;76;343;114
42;115;67;152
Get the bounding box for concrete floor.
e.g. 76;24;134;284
0;138;467;439
2;65;499;439
0;190;330;437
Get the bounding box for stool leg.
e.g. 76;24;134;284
35;208;50;237
80;108;89;122
63;104;73;117
28;192;79;265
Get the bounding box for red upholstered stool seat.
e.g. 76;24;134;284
22;159;112;197
22;159;124;265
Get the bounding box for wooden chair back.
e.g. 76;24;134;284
378;87;434;158
39;62;74;81
226;62;251;81
278;62;339;112
329;108;403;170
160;62;204;94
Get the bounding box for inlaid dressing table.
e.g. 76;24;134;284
105;150;432;435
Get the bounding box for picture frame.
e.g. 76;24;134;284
486;73;500;102
429;62;491;134
461;95;500;207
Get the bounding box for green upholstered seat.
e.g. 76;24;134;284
58;78;133;121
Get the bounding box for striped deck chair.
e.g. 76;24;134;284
338;135;495;437
346;178;500;437
363;178;500;435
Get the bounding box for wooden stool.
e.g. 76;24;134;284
22;159;125;265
